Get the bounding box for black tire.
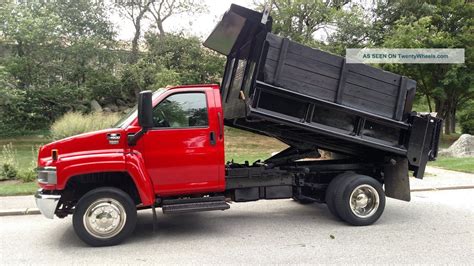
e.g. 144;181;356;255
333;174;385;226
73;187;137;247
325;172;354;219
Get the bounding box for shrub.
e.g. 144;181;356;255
459;105;474;135
51;112;120;140
17;146;39;183
0;143;18;180
1;164;18;180
17;169;36;182
0;82;92;136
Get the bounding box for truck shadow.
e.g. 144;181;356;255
56;199;413;247
128;201;341;243
56;201;336;248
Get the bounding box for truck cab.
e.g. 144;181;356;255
35;85;228;245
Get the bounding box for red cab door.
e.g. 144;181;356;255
141;88;224;196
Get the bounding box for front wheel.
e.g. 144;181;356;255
333;174;385;226
73;187;137;247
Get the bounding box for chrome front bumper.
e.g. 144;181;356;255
34;189;61;219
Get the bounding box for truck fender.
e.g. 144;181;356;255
125;152;155;206
60;152;128;189
59;152;155;206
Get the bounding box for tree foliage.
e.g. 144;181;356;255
115;0;207;65
115;0;154;63
459;101;474;134
326;4;373;54
0;1;117;133
122;33;224;93
379;0;473;134
0;0;472;137
260;0;348;47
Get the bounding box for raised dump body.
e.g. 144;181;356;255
204;4;441;179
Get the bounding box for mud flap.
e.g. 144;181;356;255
384;157;411;202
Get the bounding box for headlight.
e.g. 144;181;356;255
37;167;57;185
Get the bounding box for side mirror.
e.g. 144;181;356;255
138;90;153;129
129;90;153;146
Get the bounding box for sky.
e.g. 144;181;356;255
110;0;256;41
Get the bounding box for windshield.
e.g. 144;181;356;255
114;88;167;128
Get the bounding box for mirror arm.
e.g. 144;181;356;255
131;90;153;146
127;127;150;146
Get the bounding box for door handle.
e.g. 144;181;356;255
217;112;223;140
209;131;216;146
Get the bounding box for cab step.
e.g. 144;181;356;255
161;196;230;214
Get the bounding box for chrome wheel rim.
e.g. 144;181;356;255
83;198;127;239
349;184;380;218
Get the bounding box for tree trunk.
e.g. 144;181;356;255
451;108;456;134
130;23;142;98
435;99;450;135
131;24;141;64
426;94;432;113
444;113;451;135
80;57;86;85
17;40;24;57
157;19;165;38
435;99;445;119
130;2;151;64
16;40;28;89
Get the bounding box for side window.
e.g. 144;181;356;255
152;92;208;128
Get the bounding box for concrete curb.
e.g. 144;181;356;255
411;185;474;192
0;208;40;217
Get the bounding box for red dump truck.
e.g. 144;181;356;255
35;5;441;246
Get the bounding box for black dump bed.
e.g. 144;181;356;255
204;4;442;179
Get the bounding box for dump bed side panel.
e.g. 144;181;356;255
263;34;416;120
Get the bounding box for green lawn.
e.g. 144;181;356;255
0;135;48;170
0;135;47;196
0;181;38;196
429;156;474;173
224;127;287;163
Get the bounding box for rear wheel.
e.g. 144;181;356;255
333;174;385;226
325;172;354;219
73;187;137;246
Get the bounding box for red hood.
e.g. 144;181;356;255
38;128;127;167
